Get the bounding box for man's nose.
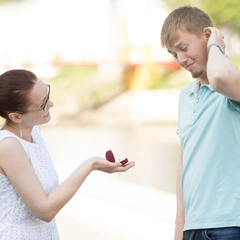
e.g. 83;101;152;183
177;53;187;67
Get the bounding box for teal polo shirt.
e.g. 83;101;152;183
177;79;240;230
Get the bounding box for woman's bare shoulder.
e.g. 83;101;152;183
0;136;22;151
0;137;27;170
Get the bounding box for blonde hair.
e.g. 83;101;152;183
161;5;213;47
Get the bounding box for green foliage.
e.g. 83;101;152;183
50;65;97;86
162;0;191;10
149;68;190;89
44;65;123;116
48;65;97;103
0;0;23;4
148;67;173;89
201;0;240;32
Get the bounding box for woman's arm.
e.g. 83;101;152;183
0;137;135;222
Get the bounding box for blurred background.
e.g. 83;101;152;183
0;0;240;239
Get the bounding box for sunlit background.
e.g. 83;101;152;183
1;0;240;239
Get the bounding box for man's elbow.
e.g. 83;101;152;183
209;71;227;92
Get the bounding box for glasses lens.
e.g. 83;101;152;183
43;85;50;111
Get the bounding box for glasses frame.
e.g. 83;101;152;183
25;84;51;113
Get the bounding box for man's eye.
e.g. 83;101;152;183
181;47;187;51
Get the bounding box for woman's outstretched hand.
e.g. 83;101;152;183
90;156;135;173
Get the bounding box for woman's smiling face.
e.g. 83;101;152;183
21;79;54;127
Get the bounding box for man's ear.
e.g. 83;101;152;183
8;112;22;123
203;27;211;39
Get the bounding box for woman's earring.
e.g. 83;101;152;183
19;124;22;138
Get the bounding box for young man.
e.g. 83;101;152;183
161;6;240;240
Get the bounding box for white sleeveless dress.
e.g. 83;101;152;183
0;126;60;240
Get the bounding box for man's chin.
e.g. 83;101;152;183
191;70;205;79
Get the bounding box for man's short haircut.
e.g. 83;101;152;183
161;5;213;48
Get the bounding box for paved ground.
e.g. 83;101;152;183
41;89;180;240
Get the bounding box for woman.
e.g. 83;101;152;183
0;69;135;239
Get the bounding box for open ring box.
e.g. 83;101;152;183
105;150;129;166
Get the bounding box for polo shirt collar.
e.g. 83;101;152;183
190;79;214;96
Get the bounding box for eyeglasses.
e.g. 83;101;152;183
25;84;51;113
